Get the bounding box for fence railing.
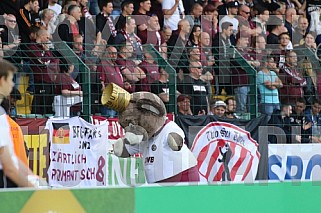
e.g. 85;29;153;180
3;41;320;120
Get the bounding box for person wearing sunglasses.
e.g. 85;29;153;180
177;61;209;115
1;14;21;64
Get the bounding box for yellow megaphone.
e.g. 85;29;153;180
101;83;131;112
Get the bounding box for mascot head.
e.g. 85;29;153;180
102;83;167;138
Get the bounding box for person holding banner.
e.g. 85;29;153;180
0;59;35;188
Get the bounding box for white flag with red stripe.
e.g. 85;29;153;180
191;122;260;182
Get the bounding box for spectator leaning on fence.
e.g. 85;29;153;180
0;59;35;188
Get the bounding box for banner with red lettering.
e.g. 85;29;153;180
191;122;260;182
91;113;174;152
46;117;108;187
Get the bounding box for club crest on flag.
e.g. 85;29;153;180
52;123;70;144
191;122;260;182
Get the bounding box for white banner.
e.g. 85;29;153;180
191;122;260;182
269;144;321;181
46;117;108;187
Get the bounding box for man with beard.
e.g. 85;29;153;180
17;0;41;43
225;97;238;119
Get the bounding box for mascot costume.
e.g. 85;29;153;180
102;83;199;183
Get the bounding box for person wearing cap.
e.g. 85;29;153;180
177;94;193;115
209;100;226;117
266;16;287;48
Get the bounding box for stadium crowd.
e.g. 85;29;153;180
0;0;320;147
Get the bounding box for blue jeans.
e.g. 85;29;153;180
101;106;117;118
234;86;250;113
260;103;280;116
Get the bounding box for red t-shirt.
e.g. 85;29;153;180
136;60;160;92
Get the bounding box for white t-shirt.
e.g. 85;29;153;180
219;16;239;34
125;121;197;183
162;0;184;31
48;3;62;22
0;114;18;170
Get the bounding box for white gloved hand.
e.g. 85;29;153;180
114;138;125;156
124;124;148;145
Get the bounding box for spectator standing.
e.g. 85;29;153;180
114;16;143;60
161;25;172;43
53;5;82;48
292;17;309;47
177;61;208;115
27;29;58;115
284;8;297;40
257;55;283;116
40;8;56;35
279;50;307;105
115;42;146;93
136;50;160;92
218;1;239;44
48;0;62;23
17;0;41;43
55;64;83;117
151;68;173;112
299;59;318;106
96;0;117;45
201;4;218;44
134;0;151;32
213;21;233;95
251;6;269;36
98;46;123;117
266;16;287;49
138;15;167;58
185;3;203;27
162;0;185;31
115;0;134;31
1;14;21;65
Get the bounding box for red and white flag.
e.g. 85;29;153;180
191;122;260;182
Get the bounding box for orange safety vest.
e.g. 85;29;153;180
6;116;28;166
